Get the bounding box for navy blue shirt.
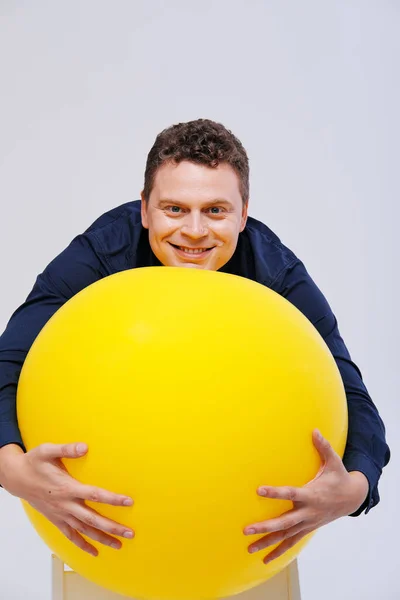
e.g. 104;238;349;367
0;200;390;515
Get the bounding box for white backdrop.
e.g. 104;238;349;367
0;2;398;599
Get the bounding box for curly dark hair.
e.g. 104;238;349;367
142;118;249;205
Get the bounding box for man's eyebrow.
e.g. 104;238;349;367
158;198;235;208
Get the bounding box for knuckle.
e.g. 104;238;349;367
88;489;100;502
286;487;297;501
48;499;62;512
282;529;293;543
83;515;97;528
282;518;295;530
58;480;70;493
280;527;289;539
280;529;289;541
76;522;88;535
60;445;70;458
38;443;52;457
52;482;70;498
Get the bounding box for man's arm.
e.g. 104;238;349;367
0;232;107;455
271;258;390;516
0;232;137;555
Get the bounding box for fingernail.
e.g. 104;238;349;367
77;443;87;454
90;549;98;557
110;542;120;549
123;531;134;539
249;546;259;554
123;498;133;506
258;488;267;496
245;528;256;535
315;429;322;439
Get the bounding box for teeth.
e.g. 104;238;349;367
179;247;209;254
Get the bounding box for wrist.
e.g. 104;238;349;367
348;471;369;512
0;444;25;488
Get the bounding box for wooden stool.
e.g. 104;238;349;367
51;555;301;600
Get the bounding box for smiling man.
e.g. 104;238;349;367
141;161;247;270
0;118;390;563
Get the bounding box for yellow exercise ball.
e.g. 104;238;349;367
17;267;347;600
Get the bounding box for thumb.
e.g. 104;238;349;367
312;429;338;468
36;442;88;461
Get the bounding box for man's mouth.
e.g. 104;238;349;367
169;243;215;258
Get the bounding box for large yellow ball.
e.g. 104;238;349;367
17;267;347;600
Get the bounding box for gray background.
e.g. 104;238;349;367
0;1;398;599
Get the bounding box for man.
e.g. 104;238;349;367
0;118;390;564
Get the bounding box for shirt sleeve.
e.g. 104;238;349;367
270;258;390;516
0;233;108;452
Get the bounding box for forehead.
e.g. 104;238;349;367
151;161;241;203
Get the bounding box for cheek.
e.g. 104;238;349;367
214;222;240;246
151;217;176;242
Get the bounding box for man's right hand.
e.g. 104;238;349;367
0;442;134;556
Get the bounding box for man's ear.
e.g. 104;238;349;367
240;200;249;232
140;191;149;229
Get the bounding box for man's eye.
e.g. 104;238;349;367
208;207;224;214
167;206;182;213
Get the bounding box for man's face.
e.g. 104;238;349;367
141;161;248;270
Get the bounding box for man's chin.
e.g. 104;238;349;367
161;251;210;270
181;262;209;270
167;259;211;270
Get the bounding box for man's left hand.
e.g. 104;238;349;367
243;429;369;565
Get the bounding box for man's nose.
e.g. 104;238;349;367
180;213;209;239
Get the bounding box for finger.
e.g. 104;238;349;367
75;483;133;508
263;528;313;565
248;521;306;554
58;522;98;556
37;442;88;461
256;485;307;503
312;430;340;468
66;517;123;550
70;502;134;539
244;508;305;536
